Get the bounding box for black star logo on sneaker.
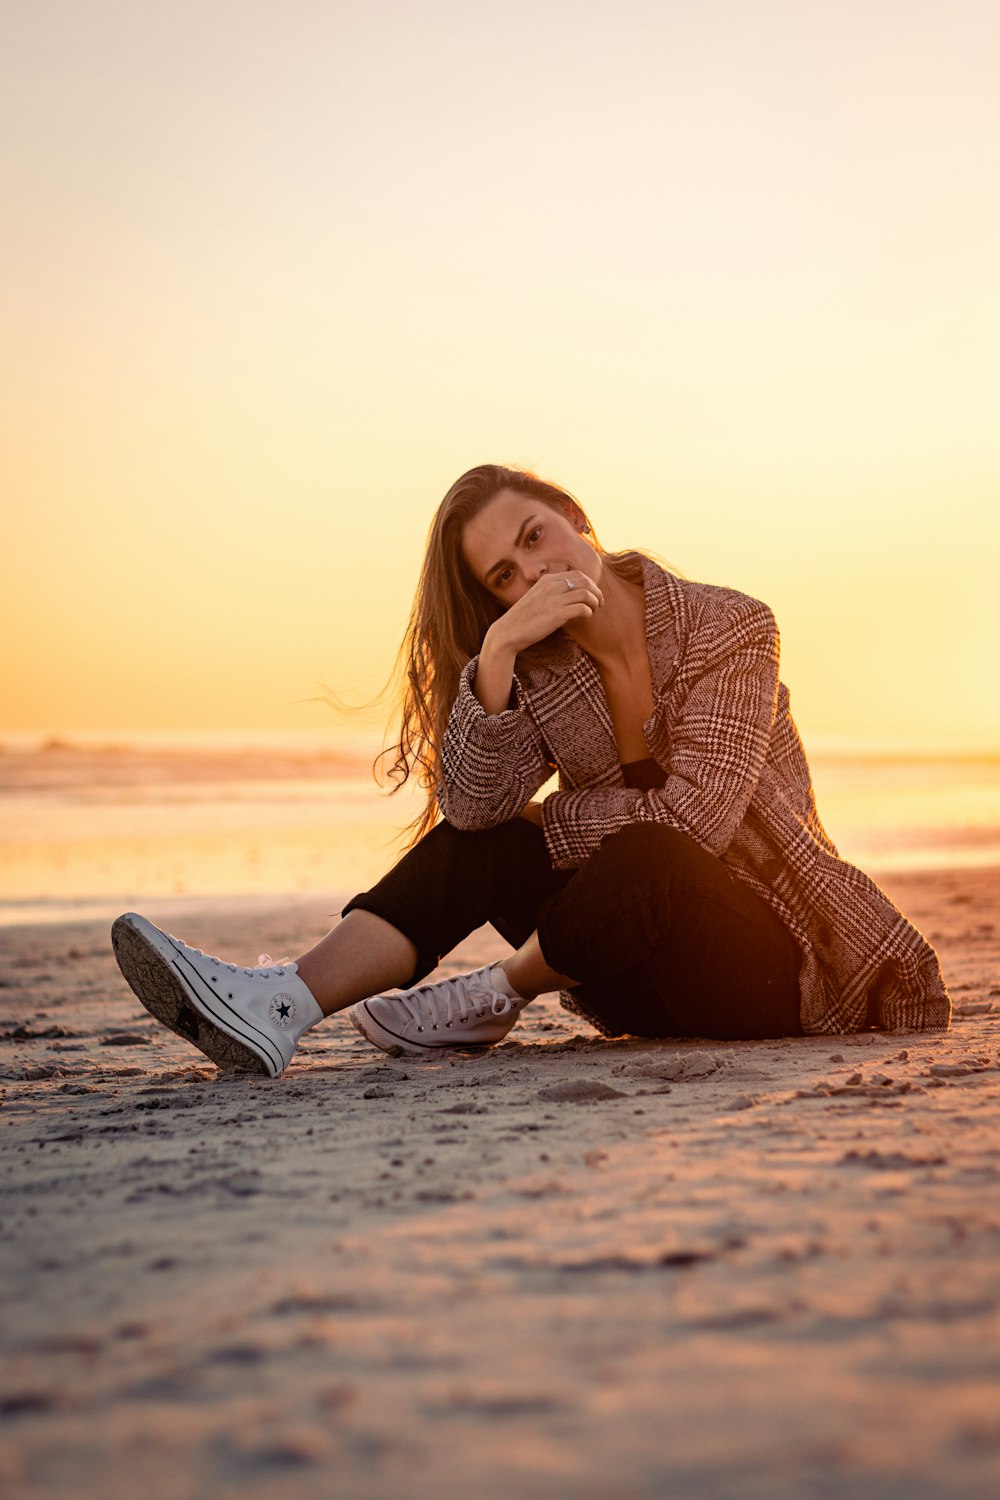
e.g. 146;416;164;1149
269;994;296;1028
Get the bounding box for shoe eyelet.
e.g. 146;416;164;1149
228;993;233;999
417;1026;424;1032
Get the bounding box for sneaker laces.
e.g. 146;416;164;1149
258;953;291;973
165;933;287;979
399;969;517;1031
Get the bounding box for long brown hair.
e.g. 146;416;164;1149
384;463;637;844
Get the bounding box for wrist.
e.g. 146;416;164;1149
481;620;517;667
473;625;519;716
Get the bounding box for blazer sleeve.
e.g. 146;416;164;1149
437;657;555;829
541;590;781;868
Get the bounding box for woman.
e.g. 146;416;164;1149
112;465;951;1078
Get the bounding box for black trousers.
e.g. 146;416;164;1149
344;820;804;1040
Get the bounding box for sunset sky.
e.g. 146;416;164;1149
4;0;998;749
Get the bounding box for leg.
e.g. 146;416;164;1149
502;931;576;1000
325;820;802;1057
342;820;577;1055
111;820;565;1075
297;909;577;1019
333;817;564;988
294;910;418;1018
536;823;803;1040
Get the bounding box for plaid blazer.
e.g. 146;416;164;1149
439;554;951;1035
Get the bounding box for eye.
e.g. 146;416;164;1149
496;567;513;587
525;526;542;546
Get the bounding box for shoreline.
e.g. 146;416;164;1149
2;848;1000;931
5;736;1000;927
1;864;998;1497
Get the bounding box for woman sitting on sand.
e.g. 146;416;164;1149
112;464;951;1077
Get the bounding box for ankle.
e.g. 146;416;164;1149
494;962;533;1003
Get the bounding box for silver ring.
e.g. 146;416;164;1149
564;577;575;591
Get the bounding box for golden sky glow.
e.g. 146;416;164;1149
3;0;999;747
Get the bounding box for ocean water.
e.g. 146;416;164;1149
1;732;999;926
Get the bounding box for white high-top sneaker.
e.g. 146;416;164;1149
111;913;322;1078
348;964;530;1057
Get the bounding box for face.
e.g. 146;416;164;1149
460;489;601;605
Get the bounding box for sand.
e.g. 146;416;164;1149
1;864;999;1500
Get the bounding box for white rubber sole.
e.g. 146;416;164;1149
111;913;286;1077
347;998;513;1057
347;999;437;1057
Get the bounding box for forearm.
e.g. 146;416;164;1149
470;635;547;825
438;657;551;828
472;626;518;715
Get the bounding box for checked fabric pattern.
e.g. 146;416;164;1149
438;554;951;1036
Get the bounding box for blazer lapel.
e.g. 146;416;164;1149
639;556;686;763
522;637;621;790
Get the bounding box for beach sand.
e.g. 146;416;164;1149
1;865;998;1499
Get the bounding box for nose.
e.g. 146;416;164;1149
526;561;548;585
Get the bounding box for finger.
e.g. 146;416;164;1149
572;573;603;603
551;572;602;601
564;579;603;607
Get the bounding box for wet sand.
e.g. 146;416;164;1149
1;865;999;1499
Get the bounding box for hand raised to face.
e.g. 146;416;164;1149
462;489;605;655
487;568;604;655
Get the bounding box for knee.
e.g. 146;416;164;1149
598;821;696;866
541;825;691;978
429;818;500;846
590;822;721;897
431;817;545;859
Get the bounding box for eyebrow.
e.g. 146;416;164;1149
483;515;538;587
